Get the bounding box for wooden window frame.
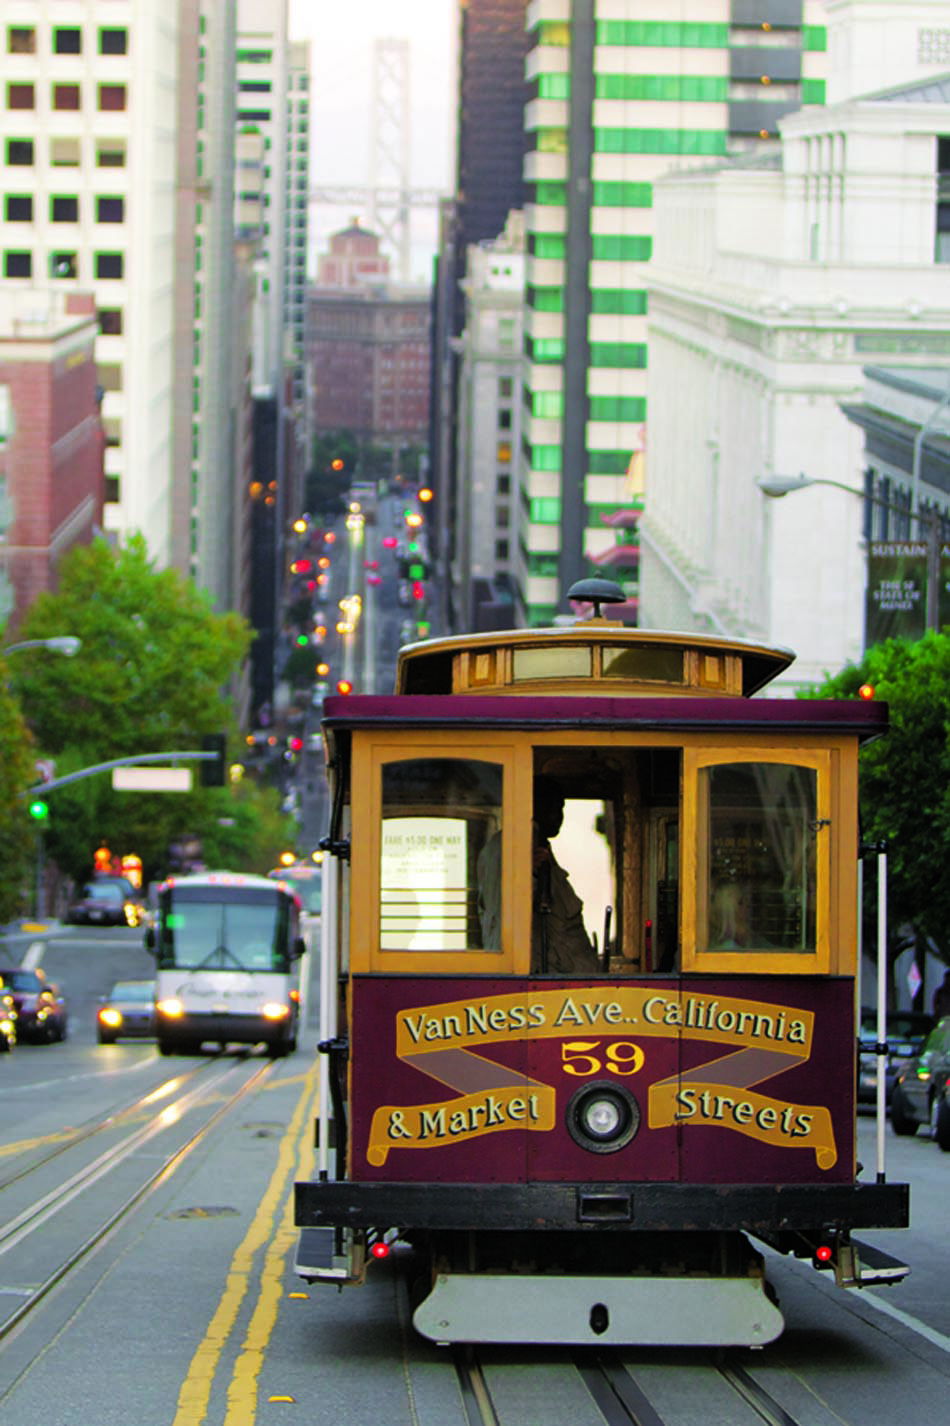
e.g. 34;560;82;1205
350;733;527;974
681;746;834;975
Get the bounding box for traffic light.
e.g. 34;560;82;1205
200;733;227;787
336;679;353;695
29;799;49;822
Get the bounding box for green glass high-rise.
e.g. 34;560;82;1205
519;1;827;624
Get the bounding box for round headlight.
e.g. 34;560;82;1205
582;1095;623;1140
566;1082;640;1154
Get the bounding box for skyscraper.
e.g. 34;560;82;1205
519;1;828;624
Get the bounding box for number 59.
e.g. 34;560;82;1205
561;1040;644;1076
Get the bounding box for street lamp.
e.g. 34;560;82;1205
757;473;945;634
2;636;81;658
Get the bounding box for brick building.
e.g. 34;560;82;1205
309;223;430;446
0;289;103;626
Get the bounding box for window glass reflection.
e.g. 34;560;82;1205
703;763;817;953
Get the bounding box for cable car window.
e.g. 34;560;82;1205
380;758;502;952
512;646;591;681
602;646;684;684
702;762;817;954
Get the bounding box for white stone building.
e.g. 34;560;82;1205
639;71;950;690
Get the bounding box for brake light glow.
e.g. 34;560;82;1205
371;1242;391;1260
815;1245;833;1262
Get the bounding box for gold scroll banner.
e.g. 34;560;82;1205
366;985;836;1168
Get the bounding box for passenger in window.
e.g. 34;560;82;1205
531;777;598;974
477;777;598;974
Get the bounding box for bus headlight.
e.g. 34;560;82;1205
261;1002;290;1021
566;1082;640;1154
156;997;184;1019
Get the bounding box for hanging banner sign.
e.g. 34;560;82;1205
865;542;927;645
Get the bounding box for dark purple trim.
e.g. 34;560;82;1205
323;694;887;739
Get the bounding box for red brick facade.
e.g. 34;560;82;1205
0;292;104;627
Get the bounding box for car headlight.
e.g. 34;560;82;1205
261;1001;290;1021
566;1082;640;1154
99;1008;123;1028
156;997;184;1018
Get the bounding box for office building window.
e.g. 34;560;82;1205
96;140;126;167
7;83;35;110
4;251;32;278
495;539;509;561
51;137;81;166
51;195;79;222
4;194;32;221
96;196;125;223
95;252;124;278
51;252;77;278
98;85;126;112
53;84;81;111
54;27;82;54
98;308;123;335
5;139;33;165
497;474;511;496
99;28;128;55
8;28;35;54
103;418;121;449
105;475;120;504
98;364;122;392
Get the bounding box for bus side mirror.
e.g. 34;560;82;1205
292;936;307;961
144;925;156;954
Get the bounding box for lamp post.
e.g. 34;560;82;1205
757;473;945;637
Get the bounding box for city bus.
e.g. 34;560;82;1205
146;871;307;1056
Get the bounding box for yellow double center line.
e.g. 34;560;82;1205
172;1058;320;1426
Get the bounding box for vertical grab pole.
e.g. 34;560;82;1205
317;850;337;1180
876;848;888;1183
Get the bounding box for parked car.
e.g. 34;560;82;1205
0;977;16;1051
97;980;156;1043
65;878;146;927
890;1015;950;1147
0;966;67;1043
857;1008;934;1104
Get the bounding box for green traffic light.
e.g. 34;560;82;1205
29;800;49;822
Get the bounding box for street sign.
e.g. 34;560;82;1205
112;767;192;792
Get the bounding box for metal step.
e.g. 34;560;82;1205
293;1227;353;1283
853;1239;910;1286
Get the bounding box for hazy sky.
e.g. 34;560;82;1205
289;1;458;277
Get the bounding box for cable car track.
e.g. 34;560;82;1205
0;1056;274;1347
453;1346;809;1426
0;1056;221;1192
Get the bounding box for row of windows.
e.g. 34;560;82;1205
1;249;125;280
4;136;125;167
528;233;652;262
7;25;127;55
4;194;124;222
527;391;647;422
533;179;652;208
5;82;128;111
595;127;728;156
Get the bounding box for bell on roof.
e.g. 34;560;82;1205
566;577;627;620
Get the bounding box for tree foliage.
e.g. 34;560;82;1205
805;631;950;968
0;671;39;920
6;537;297;885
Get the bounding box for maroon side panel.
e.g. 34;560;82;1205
349;976;854;1185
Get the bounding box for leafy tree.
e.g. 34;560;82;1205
0;669;40;920
6;536;274;885
805;631;950;977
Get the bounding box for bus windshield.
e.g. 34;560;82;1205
157;885;291;972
